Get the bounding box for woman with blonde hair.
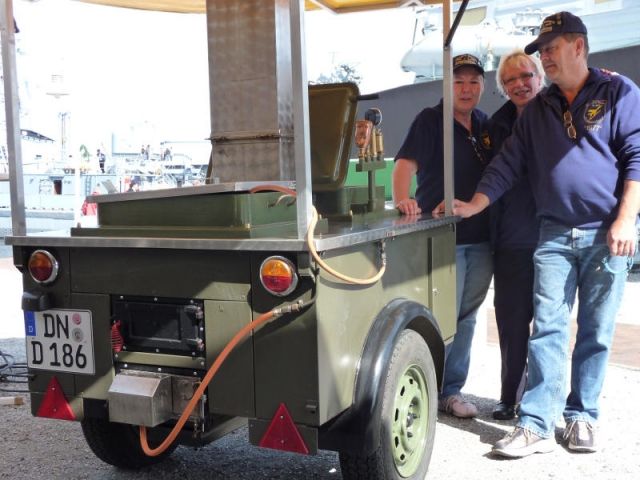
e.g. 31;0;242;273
487;49;544;420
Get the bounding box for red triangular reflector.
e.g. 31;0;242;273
258;402;309;454
36;376;76;421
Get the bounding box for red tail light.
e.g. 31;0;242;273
259;256;298;296
28;250;59;284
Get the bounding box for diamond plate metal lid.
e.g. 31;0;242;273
309;82;360;191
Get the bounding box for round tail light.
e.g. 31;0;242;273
28;250;59;284
260;256;298;296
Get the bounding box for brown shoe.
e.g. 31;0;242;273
438;395;478;418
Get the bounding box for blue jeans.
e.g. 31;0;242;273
441;242;493;398
518;220;628;437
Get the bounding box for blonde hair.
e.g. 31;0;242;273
496;49;545;98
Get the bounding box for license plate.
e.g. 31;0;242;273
25;309;95;375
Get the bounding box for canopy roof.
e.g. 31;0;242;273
77;0;442;14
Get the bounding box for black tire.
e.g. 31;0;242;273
81;418;177;470
340;329;438;480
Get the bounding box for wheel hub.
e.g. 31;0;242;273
391;364;429;477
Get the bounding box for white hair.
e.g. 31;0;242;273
496;49;545;98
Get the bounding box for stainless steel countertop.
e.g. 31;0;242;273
5;213;457;252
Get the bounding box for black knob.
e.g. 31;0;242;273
365;108;382;126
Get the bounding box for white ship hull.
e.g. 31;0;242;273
401;0;640;81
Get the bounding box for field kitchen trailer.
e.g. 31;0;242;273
2;1;467;478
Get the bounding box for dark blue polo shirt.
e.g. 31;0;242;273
479;69;640;229
395;101;490;244
486;100;540;249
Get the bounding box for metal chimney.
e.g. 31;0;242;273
206;0;295;182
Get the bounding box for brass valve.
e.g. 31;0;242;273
355;120;373;160
354;108;384;162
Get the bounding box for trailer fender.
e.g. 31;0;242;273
319;298;444;455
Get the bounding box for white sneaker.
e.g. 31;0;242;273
492;427;556;458
563;420;597;453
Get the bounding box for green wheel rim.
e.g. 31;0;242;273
390;364;429;477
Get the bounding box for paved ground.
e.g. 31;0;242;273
1;254;639;479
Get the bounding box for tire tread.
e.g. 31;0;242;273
340;329;437;480
81;418;176;470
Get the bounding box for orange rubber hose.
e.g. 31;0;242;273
248;184;297;196
249;184;385;284
306;206;386;285
140;309;276;456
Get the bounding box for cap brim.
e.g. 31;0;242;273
524;32;560;54
453;65;484;76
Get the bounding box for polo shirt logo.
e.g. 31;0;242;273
584;100;606;124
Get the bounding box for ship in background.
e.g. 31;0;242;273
401;0;640;81
354;0;640;161
2;0;640;214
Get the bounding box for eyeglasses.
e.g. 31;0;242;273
468;135;487;165
563;110;577;140
503;71;535;88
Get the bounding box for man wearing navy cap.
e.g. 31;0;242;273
393;54;493;418
453;11;640;457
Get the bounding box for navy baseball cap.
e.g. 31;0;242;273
453;54;484;75
524;11;588;54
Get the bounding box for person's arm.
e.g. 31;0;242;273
392;158;421;215
607;179;640;256
452;192;491;218
450;131;524;219
609;77;640;256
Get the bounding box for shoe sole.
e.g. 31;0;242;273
492;440;556;458
492;413;516;421
451;412;477;419
567;443;597;453
438;405;477;418
438;410;478;419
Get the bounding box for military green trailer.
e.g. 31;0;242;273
3;1;462;479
